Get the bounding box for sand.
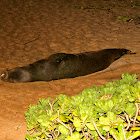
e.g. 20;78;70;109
0;0;140;139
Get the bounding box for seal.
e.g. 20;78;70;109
1;48;135;83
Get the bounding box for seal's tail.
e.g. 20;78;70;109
123;49;136;55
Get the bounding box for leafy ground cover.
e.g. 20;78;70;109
25;73;140;140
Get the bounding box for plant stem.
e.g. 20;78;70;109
92;120;106;140
81;124;89;140
57;110;73;136
125;114;130;131
133;103;139;126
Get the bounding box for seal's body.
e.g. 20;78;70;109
1;49;134;83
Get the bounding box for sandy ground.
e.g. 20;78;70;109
0;0;140;139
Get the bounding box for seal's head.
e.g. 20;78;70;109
1;69;11;82
1;68;31;83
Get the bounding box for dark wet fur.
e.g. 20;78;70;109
1;48;135;83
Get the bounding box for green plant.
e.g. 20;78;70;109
133;3;140;6
72;4;95;10
25;73;140;140
117;16;131;22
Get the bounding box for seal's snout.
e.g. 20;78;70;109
1;70;9;81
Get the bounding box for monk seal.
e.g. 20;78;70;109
1;48;135;83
